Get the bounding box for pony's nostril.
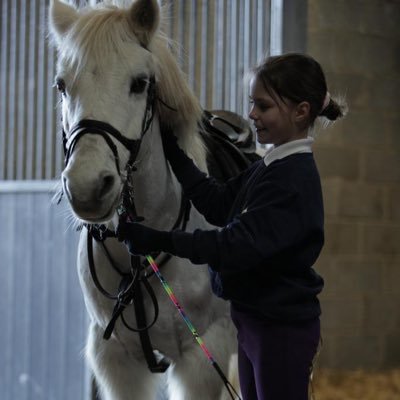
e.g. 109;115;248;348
98;174;115;199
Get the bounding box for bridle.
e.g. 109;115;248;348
63;75;156;179
60;75;189;373
61;74;156;233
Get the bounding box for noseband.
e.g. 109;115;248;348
62;75;156;179
64;119;140;176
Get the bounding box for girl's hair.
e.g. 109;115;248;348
252;53;347;125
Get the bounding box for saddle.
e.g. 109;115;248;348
200;110;261;182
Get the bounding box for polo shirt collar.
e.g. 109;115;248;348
263;137;314;167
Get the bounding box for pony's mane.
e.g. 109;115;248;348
56;1;207;170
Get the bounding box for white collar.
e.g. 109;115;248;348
263;137;314;167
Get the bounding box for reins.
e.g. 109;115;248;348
85;193;191;339
145;254;241;400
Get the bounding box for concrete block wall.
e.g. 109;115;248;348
307;0;400;369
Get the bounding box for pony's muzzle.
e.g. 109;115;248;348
62;170;119;218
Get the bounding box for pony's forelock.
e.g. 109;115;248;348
58;6;137;77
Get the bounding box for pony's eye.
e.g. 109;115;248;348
129;77;148;94
56;78;66;95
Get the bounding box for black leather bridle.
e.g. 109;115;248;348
62;75;156;177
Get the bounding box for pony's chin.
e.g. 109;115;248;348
71;195;120;224
79;210;115;225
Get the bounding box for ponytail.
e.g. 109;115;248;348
319;94;348;121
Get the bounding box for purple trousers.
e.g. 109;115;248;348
231;305;320;400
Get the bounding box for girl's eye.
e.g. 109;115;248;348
130;77;148;94
257;101;271;112
56;78;66;95
252;103;268;112
249;98;269;112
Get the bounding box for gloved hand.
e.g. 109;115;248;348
161;127;209;193
116;220;219;266
116;221;175;256
161;127;184;163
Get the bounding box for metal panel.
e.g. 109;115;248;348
0;0;58;181
0;184;90;400
161;0;271;114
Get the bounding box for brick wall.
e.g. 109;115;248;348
307;0;400;369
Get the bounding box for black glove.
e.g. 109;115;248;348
116;220;220;267
161;128;209;191
161;128;188;169
116;221;175;256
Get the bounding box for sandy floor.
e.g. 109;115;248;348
311;369;400;400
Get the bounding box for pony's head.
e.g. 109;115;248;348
49;0;205;223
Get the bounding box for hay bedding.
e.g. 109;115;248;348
311;369;400;400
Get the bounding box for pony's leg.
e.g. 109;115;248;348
86;323;159;400
166;317;238;400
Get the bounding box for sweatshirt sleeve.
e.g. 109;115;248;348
170;182;303;272
162;131;256;226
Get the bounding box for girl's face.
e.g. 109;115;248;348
249;77;305;146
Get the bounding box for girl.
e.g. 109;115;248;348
117;53;347;399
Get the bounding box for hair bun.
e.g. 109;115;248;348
320;94;348;121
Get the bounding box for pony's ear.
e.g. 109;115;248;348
49;0;79;45
128;0;160;47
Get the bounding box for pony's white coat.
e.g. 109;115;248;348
49;1;237;399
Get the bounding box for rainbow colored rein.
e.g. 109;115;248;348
146;255;241;400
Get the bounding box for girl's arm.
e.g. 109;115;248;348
169;182;304;270
118;181;321;273
162;131;256;226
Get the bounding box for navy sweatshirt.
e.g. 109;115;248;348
164;135;324;322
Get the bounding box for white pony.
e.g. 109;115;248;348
49;0;237;399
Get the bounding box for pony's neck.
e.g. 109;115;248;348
128;120;182;231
